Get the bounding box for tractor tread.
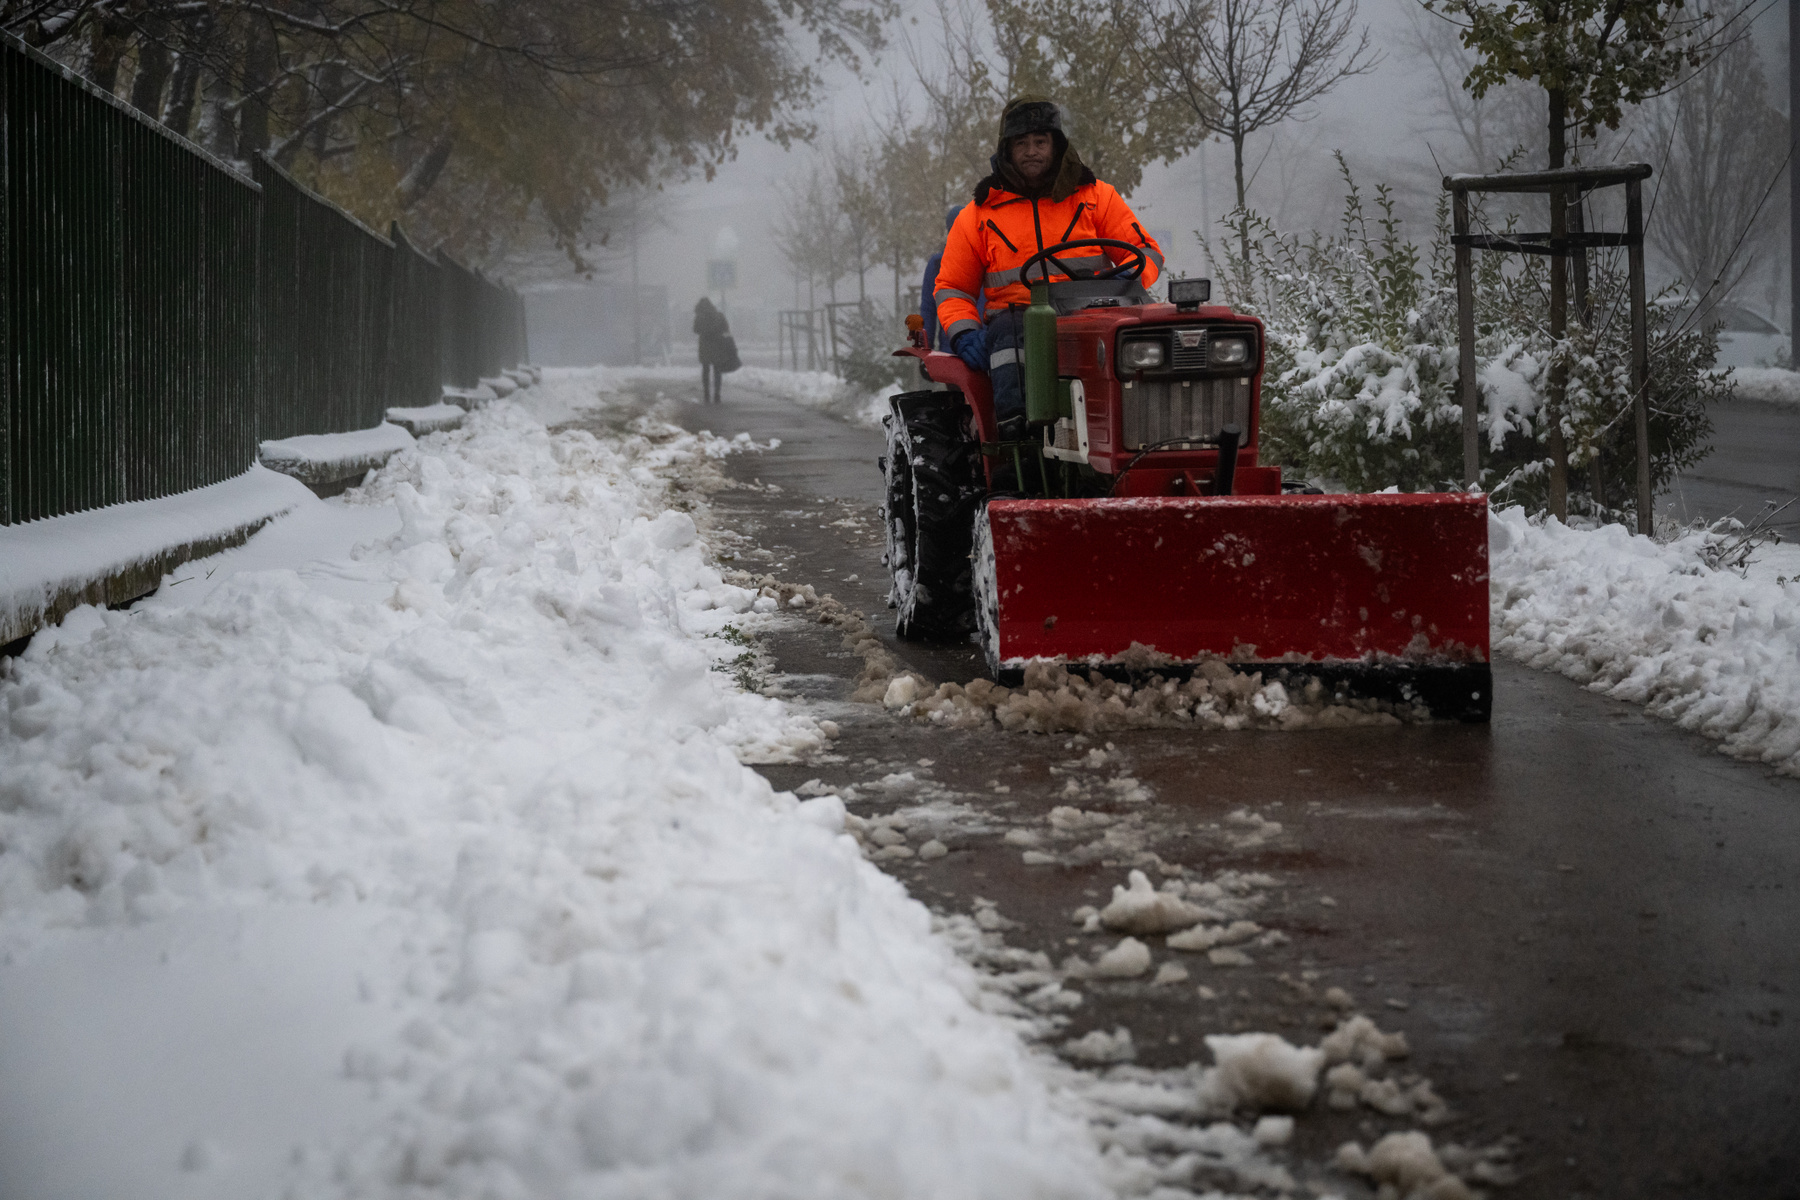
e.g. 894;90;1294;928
883;391;982;641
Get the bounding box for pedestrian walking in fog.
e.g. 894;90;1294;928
693;297;737;404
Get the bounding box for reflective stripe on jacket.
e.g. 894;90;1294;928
931;179;1163;341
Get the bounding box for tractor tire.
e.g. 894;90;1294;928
883;390;984;641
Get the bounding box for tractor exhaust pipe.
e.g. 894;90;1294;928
1211;424;1240;496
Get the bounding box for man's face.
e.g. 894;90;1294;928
1009;131;1055;184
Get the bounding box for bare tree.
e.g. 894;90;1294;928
772;164;850;309
903;0;1010;206
1403;5;1540;173
1140;0;1380;256
833;140;884;304
1641;13;1788;321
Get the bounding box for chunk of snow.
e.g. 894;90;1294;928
1321;1014;1409;1066
1252;1115;1294;1146
1062;1026;1136;1063
883;674;920;708
1167;920;1262;952
1093;937;1153;977
1099;869;1208;934
1152;962;1190;985
1202;1033;1325;1112
1336;1131;1474;1200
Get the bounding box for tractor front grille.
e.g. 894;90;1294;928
1170;327;1209;371
1121;377;1251;449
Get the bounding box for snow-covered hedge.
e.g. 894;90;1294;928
1204;158;1722;517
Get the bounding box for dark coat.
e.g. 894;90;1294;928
693;302;731;366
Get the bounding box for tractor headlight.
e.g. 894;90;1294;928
1120;340;1166;371
1209;335;1251;366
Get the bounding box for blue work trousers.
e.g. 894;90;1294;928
984;308;1026;426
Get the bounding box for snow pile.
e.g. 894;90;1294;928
1491;506;1800;773
1721;366;1800;405
0;465;314;644
0;385;1121;1198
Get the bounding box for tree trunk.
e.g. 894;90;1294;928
398;137;454;209
235;21;278;161
128;22;174;118
195;67;239;163
309;63;343;160
1232;128;1249;263
83;11;132;95
1545;86;1571;522
162;15;211;138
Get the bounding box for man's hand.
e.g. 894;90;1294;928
952;328;987;373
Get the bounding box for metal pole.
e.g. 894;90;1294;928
1;53;11;527
1627;177;1653;535
630;218;641;366
1453;188;1479;489
1791;0;1798;348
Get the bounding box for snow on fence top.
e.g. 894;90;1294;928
0;466;314;644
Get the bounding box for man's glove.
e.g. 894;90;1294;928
952;328;987;373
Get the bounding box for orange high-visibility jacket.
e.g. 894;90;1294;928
932;176;1163;342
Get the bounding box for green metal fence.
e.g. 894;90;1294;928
255;157;396;440
1;34;259;526
1;33;529;526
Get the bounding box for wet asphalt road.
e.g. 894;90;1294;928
1662;400;1800;536
626;375;1800;1199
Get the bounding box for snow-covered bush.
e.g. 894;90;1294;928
836;301;914;394
1205;157;1719;519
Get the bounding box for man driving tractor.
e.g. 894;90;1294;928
933;97;1165;442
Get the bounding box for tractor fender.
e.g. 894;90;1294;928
893;346;996;445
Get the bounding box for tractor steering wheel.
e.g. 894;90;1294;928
1015;237;1150;287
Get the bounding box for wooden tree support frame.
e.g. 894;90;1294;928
1444;163;1655;535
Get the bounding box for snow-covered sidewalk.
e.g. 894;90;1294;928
0;374;1115;1200
1491;508;1800;773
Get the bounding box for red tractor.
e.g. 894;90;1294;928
882;239;1492;720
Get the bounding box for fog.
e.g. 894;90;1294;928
518;0;1793;366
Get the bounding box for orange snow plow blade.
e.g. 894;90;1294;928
975;492;1491;721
